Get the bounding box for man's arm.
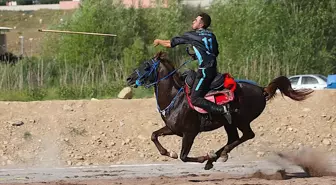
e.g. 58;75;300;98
153;39;171;48
154;32;193;48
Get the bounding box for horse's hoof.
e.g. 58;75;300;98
220;153;229;162
169;151;178;159
204;163;213;170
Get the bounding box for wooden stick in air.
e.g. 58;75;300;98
38;29;117;37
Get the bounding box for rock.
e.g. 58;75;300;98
140;153;145;158
117;87;133;99
11;121;24;126
302;108;310;112
137;135;147;141
85;154;91;157
322;139;331;146
258;126;264;131
91;98;98;101
6;160;12;165
110;142;116;147
67;161;72;165
327;116;332;120
63;105;73;111
75;155;84;160
148;121;158;126
257;152;265;157
84;161;92;166
122;139;131;145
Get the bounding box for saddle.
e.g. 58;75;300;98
182;70;237;114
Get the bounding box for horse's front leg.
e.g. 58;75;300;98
205;123;240;170
151;126;178;159
180;133;215;163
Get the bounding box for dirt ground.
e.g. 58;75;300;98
0;89;336;184
5;174;336;185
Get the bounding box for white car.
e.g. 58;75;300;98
288;74;327;90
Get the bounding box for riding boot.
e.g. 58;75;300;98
193;98;232;124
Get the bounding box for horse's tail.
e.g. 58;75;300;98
263;76;314;101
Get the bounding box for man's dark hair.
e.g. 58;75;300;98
199;12;211;29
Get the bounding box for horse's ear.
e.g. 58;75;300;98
154;51;168;60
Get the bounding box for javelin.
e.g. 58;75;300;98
38;29;117;37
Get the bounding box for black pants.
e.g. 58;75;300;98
190;67;225;114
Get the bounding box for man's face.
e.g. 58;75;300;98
192;16;204;30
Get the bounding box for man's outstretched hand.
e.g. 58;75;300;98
153;39;171;48
153;39;160;47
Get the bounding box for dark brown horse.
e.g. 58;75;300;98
126;51;313;170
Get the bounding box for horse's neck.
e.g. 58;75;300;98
155;65;180;110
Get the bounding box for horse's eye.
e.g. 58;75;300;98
144;63;151;70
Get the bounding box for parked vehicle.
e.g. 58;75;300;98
288;74;327;90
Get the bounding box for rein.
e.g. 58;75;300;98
135;58;192;116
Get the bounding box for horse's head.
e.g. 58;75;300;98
126;51;169;88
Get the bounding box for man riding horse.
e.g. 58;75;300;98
127;13;313;170
153;12;232;123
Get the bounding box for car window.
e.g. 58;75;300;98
289;77;300;85
302;76;318;84
318;75;327;82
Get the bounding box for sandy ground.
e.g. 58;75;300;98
0;90;336;184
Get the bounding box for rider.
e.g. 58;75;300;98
153;12;232;123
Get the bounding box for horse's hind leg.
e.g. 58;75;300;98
180;133;212;163
204;123;240;170
151;126;178;159
220;122;255;158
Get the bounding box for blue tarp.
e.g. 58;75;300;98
235;79;259;86
327;74;336;89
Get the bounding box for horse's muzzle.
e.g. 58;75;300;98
126;77;138;88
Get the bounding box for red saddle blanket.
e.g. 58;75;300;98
185;73;236;114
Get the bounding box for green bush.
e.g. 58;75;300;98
39;0;60;4
0;0;6;5
210;0;336;84
1;0;335;101
16;0;33;5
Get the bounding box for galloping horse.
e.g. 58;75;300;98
126;51;313;170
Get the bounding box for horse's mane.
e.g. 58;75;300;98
154;51;184;88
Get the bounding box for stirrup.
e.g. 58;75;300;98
223;105;232;124
224;113;232;125
223;105;229;113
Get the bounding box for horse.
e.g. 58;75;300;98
126;51;313;170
